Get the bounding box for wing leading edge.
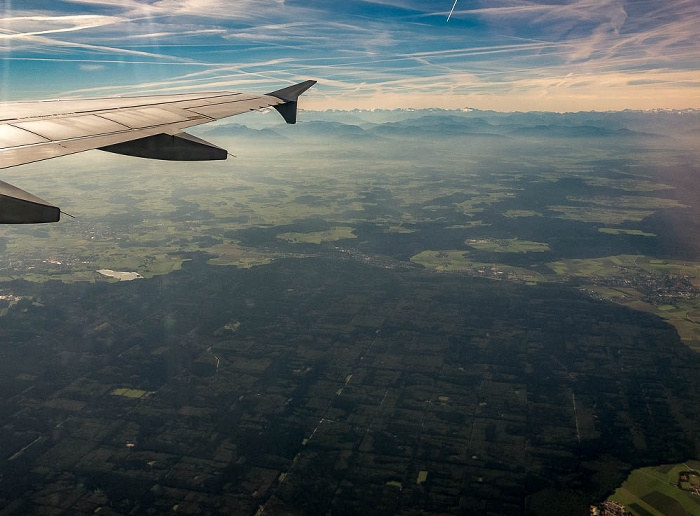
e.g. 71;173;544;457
0;80;316;223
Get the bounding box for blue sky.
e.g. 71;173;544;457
1;0;698;111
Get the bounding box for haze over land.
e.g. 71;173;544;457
0;108;699;514
2;0;700;514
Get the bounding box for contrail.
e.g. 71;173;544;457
447;0;458;21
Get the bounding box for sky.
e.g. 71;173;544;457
0;0;698;111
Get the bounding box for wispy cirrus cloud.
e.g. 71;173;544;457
79;63;106;71
1;0;698;110
0;14;124;39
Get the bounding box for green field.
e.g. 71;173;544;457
568;195;687;210
410;250;546;282
111;388;150;399
547;255;700;350
206;243;277;268
465;238;550;253
455;190;517;215
547;255;700;279
409;251;700;350
382;225;417;234
411;250;472;271
598;228;657;237
503;210;542;218
445;221;490;229
608;462;700;516
548;195;686;225
547;205;656;224
580;177;674;192
276;226;356;244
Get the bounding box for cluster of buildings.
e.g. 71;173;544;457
590;500;629;516
601;270;698;302
679;472;700;496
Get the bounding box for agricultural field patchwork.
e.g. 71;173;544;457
608;462;700;516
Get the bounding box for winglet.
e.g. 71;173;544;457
267;80;317;102
267;80;317;124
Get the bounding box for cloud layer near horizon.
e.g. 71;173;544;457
1;0;698;111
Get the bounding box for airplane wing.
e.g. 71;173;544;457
0;80;316;223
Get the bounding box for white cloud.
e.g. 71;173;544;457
79;63;106;71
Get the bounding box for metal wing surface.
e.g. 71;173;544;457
0;80;315;223
0;80;316;170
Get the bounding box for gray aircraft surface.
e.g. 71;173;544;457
0;80;316;224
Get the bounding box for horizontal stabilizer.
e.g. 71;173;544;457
98;132;228;161
267;80;317;124
0;180;60;223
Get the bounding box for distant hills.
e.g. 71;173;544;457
193;107;699;142
505;125;663;139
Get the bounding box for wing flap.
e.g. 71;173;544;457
99;132;228;161
0;179;60;223
0;145;71;169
